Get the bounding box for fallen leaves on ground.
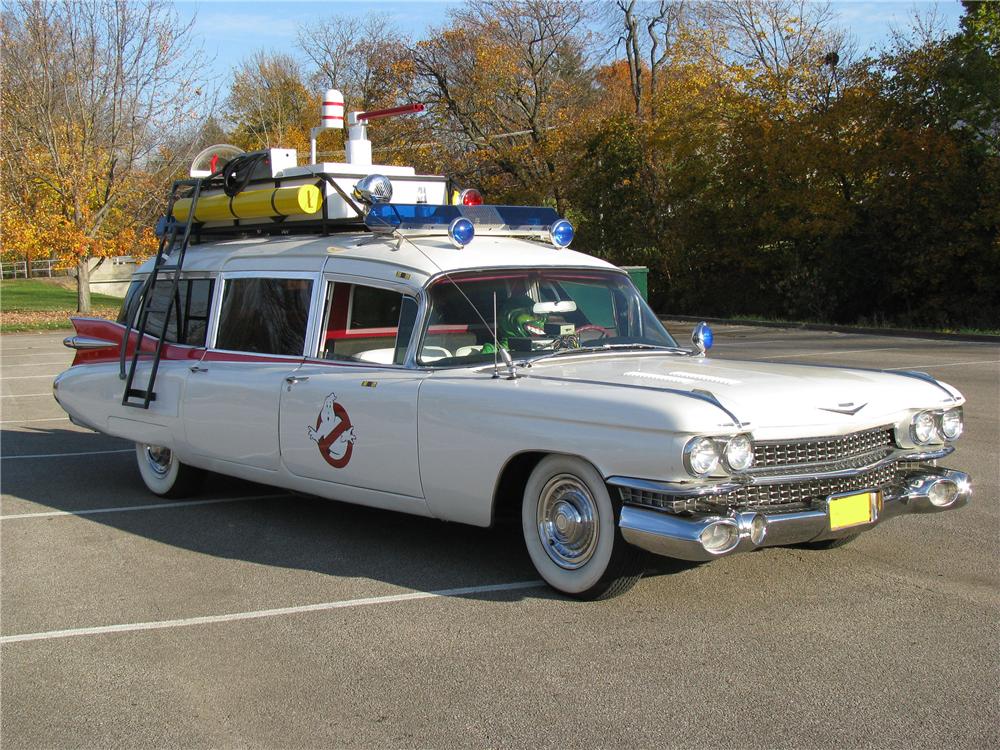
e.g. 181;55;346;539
1;306;118;332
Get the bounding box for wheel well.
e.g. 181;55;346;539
491;451;546;527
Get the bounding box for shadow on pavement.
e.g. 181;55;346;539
4;427;696;603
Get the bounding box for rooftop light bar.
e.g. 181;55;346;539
364;204;563;239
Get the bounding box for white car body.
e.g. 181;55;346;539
54;215;972;598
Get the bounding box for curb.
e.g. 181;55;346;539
659;314;1000;344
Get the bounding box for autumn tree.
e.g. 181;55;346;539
226;52;316;154
294;14;420;165
410;0;595;210
1;0;203;312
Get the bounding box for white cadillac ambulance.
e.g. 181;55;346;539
53;93;972;599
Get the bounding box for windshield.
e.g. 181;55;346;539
418;269;677;367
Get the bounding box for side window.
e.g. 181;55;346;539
215;277;313;355
319;281;416;365
117;277;215;347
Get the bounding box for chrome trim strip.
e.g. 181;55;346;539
607;476;742;497
892;370;961;401
63;336;116;350
529;374;744;427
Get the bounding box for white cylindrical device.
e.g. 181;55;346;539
322;89;344;129
311;88;345;163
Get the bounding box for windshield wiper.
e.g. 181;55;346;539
521;343;687;367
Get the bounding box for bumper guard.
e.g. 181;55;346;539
618;467;972;562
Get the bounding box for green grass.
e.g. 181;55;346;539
0;278;121;312
1;278;121;332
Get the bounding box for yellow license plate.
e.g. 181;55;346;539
828;491;876;531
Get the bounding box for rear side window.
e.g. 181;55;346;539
215;277;313;355
118;277;215;347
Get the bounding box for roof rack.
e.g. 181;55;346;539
153;89;573;248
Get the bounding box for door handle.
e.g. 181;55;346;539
190;365;209;373
285;375;309;384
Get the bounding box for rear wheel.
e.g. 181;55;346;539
135;443;203;498
522;455;644;600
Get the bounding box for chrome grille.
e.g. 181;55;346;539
752;426;895;470
620;463;904;515
711;463;902;513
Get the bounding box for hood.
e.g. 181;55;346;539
526;353;961;436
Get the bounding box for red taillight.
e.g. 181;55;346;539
460;188;483;206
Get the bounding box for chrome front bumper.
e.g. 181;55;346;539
618;468;972;562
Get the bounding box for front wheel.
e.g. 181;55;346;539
135;443;203;498
522;455;644;600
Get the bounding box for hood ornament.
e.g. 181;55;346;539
819;402;867;416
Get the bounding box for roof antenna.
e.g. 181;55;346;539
492;291;517;380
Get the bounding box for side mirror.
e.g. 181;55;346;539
692;321;714;355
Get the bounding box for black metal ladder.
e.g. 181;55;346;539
120;179;204;408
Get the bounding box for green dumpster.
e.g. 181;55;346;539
622;266;649;301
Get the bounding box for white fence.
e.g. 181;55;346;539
1;256;137;280
0;259;65;279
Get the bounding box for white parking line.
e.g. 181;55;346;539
0;580;546;644
890;359;1000;370
0;393;54;398
713;339;798;346
2;449;132;460
0;494;280;521
757;347;901;359
0;417;68;425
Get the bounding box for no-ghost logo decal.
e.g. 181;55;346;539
307;393;357;469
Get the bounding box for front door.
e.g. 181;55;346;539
278;278;425;497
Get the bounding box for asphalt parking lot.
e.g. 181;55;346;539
1;323;997;748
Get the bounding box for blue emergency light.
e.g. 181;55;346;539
364;204;574;248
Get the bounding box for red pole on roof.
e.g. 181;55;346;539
355;103;425;121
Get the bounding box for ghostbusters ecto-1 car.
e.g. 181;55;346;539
54;94;972;599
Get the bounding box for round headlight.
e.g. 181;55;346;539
685;437;721;476
940;407;963;440
724;434;754;471
911;411;938;444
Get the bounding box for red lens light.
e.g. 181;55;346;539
460;189;483;206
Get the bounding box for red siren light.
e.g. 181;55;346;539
460;188;484;206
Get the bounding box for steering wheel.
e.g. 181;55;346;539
575;325;609;344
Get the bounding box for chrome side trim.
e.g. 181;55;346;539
63;336;117;350
528;374;744;427
607;476;742;497
892;370;961;401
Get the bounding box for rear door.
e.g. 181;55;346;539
183;272;318;471
278;276;427;498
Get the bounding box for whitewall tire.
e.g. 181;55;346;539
135;443;203;498
522;455;644;600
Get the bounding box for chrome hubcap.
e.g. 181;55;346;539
536;474;599;570
144;445;171;477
